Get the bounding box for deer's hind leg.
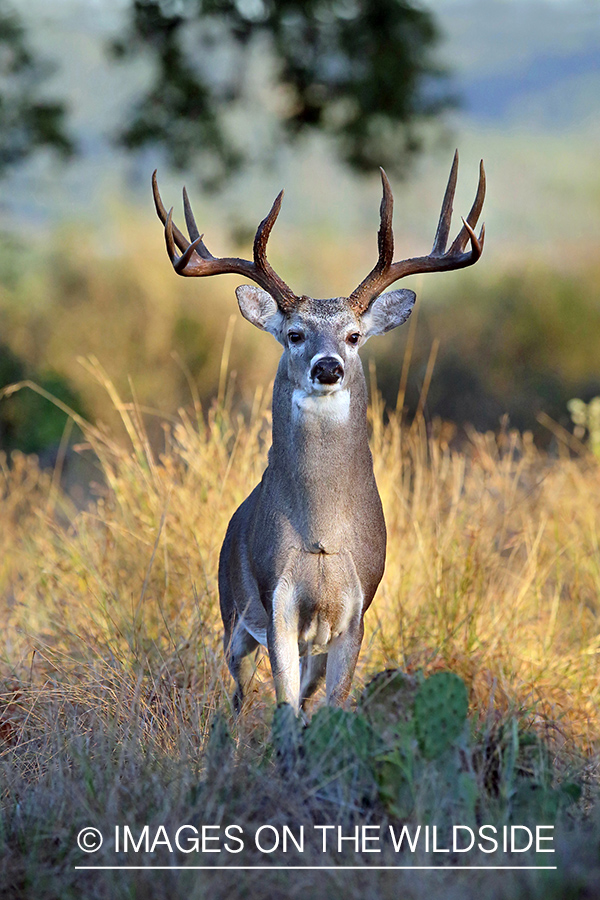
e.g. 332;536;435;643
219;502;268;713
223;616;260;714
219;553;262;714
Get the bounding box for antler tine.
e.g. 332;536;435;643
182;185;200;242
182;185;214;262
164;206;204;274
348;154;486;314
253;190;298;313
152;170;190;255
431;149;459;256
461;216;485;260
174;235;206;274
254;190;283;266
346;170;395;313
164;207;177;263
448;159;486;255
377;168;395;270
153;172;300;309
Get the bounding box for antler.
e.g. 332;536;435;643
152;171;300;313
348;151;486;315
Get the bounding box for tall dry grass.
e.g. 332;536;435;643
1;359;599;750
2;361;600;897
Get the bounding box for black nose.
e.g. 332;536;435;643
311;356;344;385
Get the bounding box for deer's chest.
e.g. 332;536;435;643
271;546;363;654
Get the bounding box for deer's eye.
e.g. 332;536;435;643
288;331;304;344
347;332;361;345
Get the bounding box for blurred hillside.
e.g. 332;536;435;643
441;0;600;129
0;0;599;454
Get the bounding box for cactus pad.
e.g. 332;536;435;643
413;672;468;759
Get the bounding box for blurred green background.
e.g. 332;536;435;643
0;0;599;458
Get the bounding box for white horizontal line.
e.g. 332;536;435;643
75;865;558;871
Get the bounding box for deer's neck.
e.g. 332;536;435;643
268;362;376;552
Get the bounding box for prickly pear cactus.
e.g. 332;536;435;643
358;670;416;817
301;706;378;805
303;706;375;770
359;669;418;740
271;702;302;775
374;743;416;819
413;672;468;760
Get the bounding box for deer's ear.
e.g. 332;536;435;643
236;285;285;341
361;289;416;339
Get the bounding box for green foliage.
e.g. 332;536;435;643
0;678;588;899
0;344;86;455
110;0;449;188
568;397;600;457
413;671;469;760
483;719;583;827
359;670;473;821
301;705;379;804
371;263;600;434
0;0;74;174
264;670;580;829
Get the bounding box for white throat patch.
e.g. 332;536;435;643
292;388;351;424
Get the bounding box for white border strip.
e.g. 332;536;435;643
75;865;557;870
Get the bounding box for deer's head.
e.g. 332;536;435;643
153;153;485;396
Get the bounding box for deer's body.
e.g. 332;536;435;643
153;152;486;713
219;300;387;709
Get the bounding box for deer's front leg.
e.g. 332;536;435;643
268;579;301;711
325;614;364;707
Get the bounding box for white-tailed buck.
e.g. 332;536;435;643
153;152;485;713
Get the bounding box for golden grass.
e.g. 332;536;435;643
1;359;599;761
